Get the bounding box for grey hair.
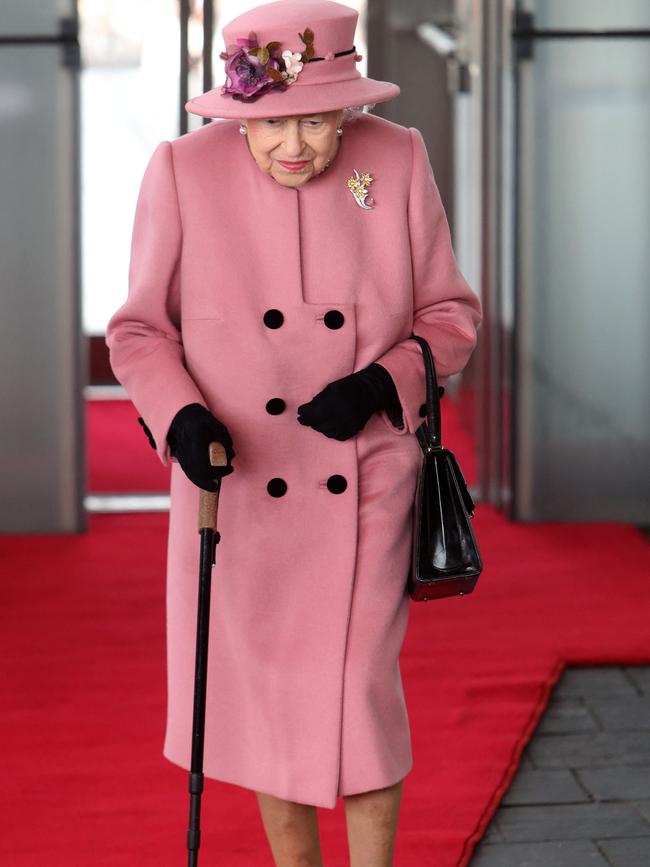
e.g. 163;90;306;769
341;104;376;124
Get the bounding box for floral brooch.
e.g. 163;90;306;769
347;170;375;209
220;28;315;102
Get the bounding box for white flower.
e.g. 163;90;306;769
282;49;303;79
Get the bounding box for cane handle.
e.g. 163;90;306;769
198;441;228;532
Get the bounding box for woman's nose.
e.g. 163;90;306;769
283;124;305;157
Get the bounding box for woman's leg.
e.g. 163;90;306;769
255;791;324;867
343;779;404;867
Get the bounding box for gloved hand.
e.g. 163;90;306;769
166;403;236;491
297;363;403;441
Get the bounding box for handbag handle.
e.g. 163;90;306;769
410;333;441;452
410;333;477;518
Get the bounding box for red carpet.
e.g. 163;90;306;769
3;401;649;866
87;399;170;492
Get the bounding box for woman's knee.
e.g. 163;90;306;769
255;791;323;867
343;779;404;824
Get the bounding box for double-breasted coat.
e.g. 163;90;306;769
106;111;482;809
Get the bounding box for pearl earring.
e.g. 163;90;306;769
239;123;247;135
336;127;343;136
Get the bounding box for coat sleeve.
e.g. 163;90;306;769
373;126;483;436
105;140;208;466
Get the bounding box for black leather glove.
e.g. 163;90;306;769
297;363;403;441
166;403;236;491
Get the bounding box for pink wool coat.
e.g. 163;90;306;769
106;111;482;809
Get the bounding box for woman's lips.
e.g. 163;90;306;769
277;159;310;172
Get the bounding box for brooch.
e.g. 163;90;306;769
347;169;375;209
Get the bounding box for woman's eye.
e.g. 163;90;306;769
302;120;322;128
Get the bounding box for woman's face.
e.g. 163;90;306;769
241;110;343;188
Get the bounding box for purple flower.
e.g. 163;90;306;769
218;27;315;102
220;31;285;101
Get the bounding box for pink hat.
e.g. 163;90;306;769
185;0;400;119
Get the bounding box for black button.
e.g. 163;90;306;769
266;398;286;415
263;309;284;328
439;386;445;398
323;310;344;329
267;477;287;497
419;403;427;417
326;474;347;494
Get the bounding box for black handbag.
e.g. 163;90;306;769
408;333;483;601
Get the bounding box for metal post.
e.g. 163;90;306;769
180;0;190;136
202;0;213;125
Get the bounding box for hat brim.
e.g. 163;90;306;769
185;77;400;119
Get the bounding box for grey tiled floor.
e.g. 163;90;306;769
470;666;650;867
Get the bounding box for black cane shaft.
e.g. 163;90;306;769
187;528;215;864
186;440;228;864
191;530;214;763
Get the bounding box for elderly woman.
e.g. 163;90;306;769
106;0;482;864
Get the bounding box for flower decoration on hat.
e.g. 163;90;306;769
220;28;316;101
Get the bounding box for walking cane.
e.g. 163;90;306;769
186;441;228;866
